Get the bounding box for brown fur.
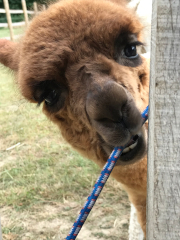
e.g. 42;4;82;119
0;0;149;237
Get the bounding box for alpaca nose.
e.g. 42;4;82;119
86;81;142;146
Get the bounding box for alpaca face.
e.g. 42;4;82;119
0;0;149;166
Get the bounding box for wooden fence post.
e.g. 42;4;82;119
129;204;144;240
33;2;38;16
147;0;180;239
42;4;46;11
21;0;29;27
3;0;14;41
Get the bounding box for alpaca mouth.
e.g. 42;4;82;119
117;129;147;165
121;134;139;155
101;127;147;165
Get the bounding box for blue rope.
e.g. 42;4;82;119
66;105;149;240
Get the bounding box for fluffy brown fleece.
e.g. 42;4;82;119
0;0;149;237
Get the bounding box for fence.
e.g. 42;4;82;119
0;0;46;41
147;0;180;239
129;0;180;238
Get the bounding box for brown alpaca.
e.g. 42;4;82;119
0;0;149;237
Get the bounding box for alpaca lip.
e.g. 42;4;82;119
118;130;146;164
101;127;146;165
122;134;139;155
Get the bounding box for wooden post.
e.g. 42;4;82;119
129;204;144;240
21;0;29;27
42;4;46;11
147;0;180;239
3;0;14;41
33;2;38;16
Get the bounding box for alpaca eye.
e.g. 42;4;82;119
124;45;138;58
34;80;67;112
45;90;59;106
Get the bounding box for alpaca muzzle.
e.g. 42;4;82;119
86;80;146;163
86;81;142;146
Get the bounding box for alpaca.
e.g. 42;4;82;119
0;0;149;237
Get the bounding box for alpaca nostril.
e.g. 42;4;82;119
139;74;144;82
121;99;143;134
86;81;128;122
86;80;143;146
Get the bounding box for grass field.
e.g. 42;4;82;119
0;27;25;39
0;43;130;239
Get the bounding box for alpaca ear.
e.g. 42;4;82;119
0;39;19;71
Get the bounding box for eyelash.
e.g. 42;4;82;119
123;41;144;59
129;41;143;47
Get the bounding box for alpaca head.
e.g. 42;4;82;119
0;0;149;167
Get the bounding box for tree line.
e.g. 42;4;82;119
0;0;48;23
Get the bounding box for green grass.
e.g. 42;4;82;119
0;67;130;240
0;27;25;38
0;68;99;208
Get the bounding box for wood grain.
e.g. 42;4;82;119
147;0;180;239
